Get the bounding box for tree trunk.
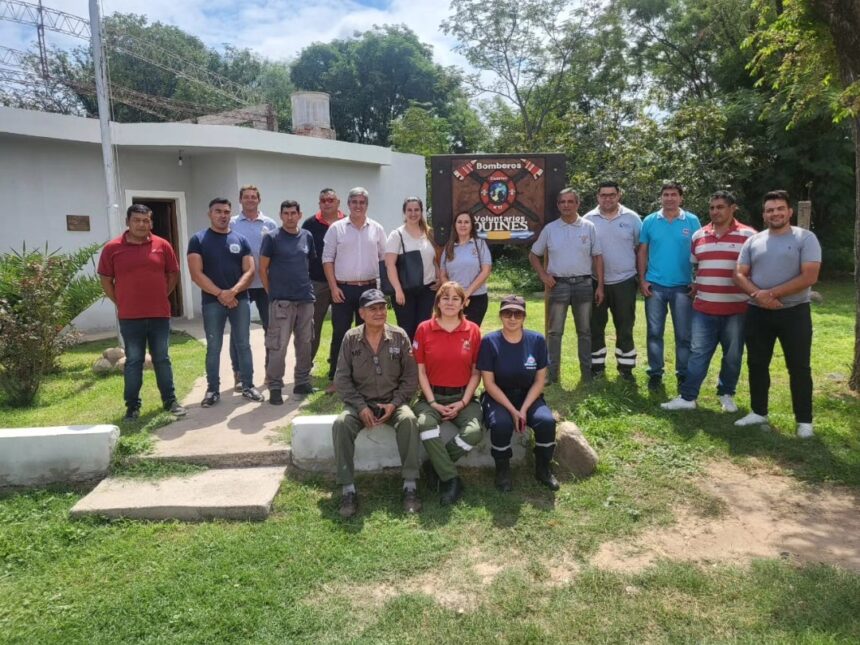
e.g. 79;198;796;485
813;0;860;390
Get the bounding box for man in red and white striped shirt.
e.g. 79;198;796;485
661;191;755;412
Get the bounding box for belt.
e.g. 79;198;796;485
432;385;466;395
553;275;591;282
338;279;376;287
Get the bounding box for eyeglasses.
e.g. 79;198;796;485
371;355;382;375
320;197;336;204
500;310;525;319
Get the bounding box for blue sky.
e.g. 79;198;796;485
1;0;468;69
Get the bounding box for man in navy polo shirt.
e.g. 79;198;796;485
638;182;701;391
98;204;185;421
188;197;264;407
260;200;317;405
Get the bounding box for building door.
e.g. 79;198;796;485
133;197;183;317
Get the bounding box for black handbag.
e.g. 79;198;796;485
380;231;424;295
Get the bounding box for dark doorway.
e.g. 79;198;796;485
133;198;183;317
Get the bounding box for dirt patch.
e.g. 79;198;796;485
592;460;860;573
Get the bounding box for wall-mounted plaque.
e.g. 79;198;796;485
431;154;567;246
66;215;91;232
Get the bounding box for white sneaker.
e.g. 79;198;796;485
718;395;738;413
796;423;814;439
734;412;769;427
660;396;697;411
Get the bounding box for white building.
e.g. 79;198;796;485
0;106;425;331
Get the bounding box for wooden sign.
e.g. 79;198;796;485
66;215;91;232
431;153;566;246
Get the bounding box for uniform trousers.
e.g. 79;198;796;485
310;280;332;365
264;300;314;390
481;392;556;461
547;277;593;382
414;392;483;482
590;277;637;375
332;404;420;485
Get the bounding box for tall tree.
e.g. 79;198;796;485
747;0;860;389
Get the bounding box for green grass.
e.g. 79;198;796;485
0;282;858;643
0;331;205;458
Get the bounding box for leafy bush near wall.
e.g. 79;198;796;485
0;244;104;406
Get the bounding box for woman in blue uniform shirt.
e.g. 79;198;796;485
477;295;559;492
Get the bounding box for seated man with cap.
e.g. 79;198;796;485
332;288;422;518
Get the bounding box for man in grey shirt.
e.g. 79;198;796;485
230;184;278;390
734;189;821;437
584;181;641;381
529;188;604;384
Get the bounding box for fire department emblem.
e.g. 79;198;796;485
480;171;517;215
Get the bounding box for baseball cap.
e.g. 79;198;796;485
359;288;387;308
499;295;526;313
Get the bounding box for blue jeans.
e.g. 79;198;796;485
119;318;175;409
203;300;252;392
230;287;268;380
547;277;593;382
644;284;693;380
680;310;745;401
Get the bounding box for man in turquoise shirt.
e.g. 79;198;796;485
637;182;701;391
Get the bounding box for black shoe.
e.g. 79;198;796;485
165;400;187;416
269;389;283;405
339;491;358;518
201;391;220;408
619;371;636;383
647;375;663;391
292;383;318;396
591;369;606;380
422;460;440;492
402;488;423;513
535;455;560;491
242;386;264;402
494;458;513;492
440;476;464;506
123;406;140;421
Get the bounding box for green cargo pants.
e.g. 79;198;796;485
332;404;420;486
414;393;483;482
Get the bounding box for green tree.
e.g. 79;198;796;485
746;0;860;388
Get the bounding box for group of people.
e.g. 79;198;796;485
97;179;821;516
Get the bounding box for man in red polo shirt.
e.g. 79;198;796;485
98;204;186;420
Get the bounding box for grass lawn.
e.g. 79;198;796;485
0;281;858;643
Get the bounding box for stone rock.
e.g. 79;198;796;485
144;353;153;370
102;347;125;363
554;421;598;479
93;357;113;375
114;356;126;372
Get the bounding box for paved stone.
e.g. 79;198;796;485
0;425;119;488
291;414;527;473
70;467;286;521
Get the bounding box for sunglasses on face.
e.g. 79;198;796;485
500;310;525;319
320;197;336;203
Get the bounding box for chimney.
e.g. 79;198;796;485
291;91;336;140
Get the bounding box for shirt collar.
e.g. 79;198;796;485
314;210;345;226
238;211;266;222
657;209;687;220
704;219;740;236
122;231;151;245
428;317;468;332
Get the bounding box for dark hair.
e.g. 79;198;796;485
762;189;790;206
710;190;736;205
126;203;152;220
661;181;684;196
208;197;231;209
280;200;300;212
445;211;479;262
597;181;620;192
319;187;336;196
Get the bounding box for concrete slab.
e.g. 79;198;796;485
291;415;528;473
70;467;286;521
141;323;303;467
0;425;119;488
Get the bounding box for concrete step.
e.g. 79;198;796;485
69;467;286;521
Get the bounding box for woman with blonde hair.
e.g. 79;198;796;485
439;211;492;325
411;281;483;505
384;197;439;340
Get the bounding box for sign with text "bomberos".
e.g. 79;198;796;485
431;154;566;246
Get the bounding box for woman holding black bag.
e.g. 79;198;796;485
383;197;439;340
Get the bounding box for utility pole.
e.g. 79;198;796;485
88;0;121;239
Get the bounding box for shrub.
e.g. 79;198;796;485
0;243;104;406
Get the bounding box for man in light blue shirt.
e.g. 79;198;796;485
529;188;604;385
638;181;701;391
230;184;278;390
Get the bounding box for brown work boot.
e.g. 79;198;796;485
339;491;358;518
402;488;422;514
